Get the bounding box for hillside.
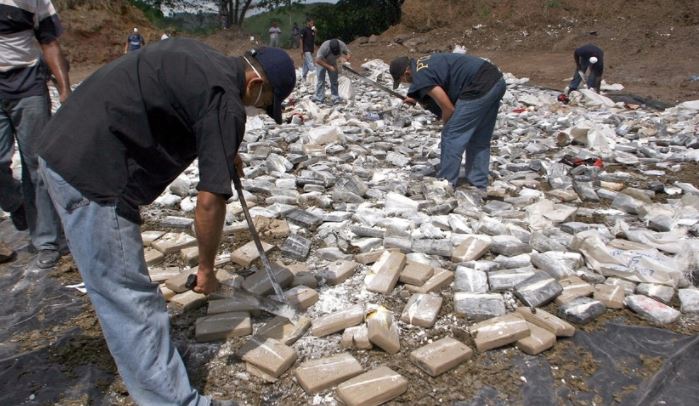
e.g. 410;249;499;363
54;0;699;103
347;0;699;103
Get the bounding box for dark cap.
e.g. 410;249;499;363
251;47;296;124
329;39;341;55
389;56;411;89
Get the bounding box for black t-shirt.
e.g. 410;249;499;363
407;53;503;116
39;39;246;223
300;26;315;52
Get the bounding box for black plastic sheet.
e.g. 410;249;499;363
457;321;699;405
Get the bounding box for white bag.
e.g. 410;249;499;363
338;76;354;100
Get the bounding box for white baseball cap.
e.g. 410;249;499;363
133;27;138;33
589;56;598;64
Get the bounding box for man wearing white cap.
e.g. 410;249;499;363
567;43;603;93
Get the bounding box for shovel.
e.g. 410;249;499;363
341;64;406;100
185;171;300;323
577;70;589;89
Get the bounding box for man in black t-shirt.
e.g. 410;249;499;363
390;53;506;192
38;40;295;406
567;43;604;93
300;17;316;80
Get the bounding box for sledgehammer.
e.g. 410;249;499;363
185;171;300;323
342;64;406;100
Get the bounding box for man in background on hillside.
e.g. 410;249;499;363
0;0;71;269
567;43;604;94
312;38;351;105
300;18;316;80
268;21;281;47
124;27;145;54
291;22;300;48
390;53;505;195
38;40;295;406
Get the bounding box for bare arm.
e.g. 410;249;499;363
40;40;71;103
426;86;455;123
193;191;226;294
315;57;335;72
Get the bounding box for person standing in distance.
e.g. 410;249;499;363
38;41;296;405
268;21;281;48
291;22;300;49
300;18;316;80
124;27;145;54
0;0;71;268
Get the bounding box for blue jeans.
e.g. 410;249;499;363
568;60;602;91
302;51;315;80
438;78;506;188
313;66;339;103
0;95;63;251
39;158;210;406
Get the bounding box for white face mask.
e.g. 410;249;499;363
243;56;264;106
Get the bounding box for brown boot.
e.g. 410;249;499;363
0;241;16;263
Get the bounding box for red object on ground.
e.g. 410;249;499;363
512;107;526;113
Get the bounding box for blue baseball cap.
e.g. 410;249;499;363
251;47;296;124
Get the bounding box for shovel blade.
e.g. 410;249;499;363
217;286;301;324
187;275;302;324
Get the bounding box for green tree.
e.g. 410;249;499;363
312;0;403;43
218;0;253;28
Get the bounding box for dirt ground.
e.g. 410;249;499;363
62;0;699;105
9;232;698;405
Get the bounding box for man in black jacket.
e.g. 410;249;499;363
38;40;295;406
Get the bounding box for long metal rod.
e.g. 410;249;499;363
342;64;406;100
232;172;287;302
577;70;589;89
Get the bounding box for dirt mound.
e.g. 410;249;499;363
53;1;156;80
55;1;264;82
53;0;699;102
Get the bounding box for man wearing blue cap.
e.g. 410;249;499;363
37;39;296;406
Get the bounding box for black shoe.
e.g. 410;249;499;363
10;205;28;231
36;249;60;269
